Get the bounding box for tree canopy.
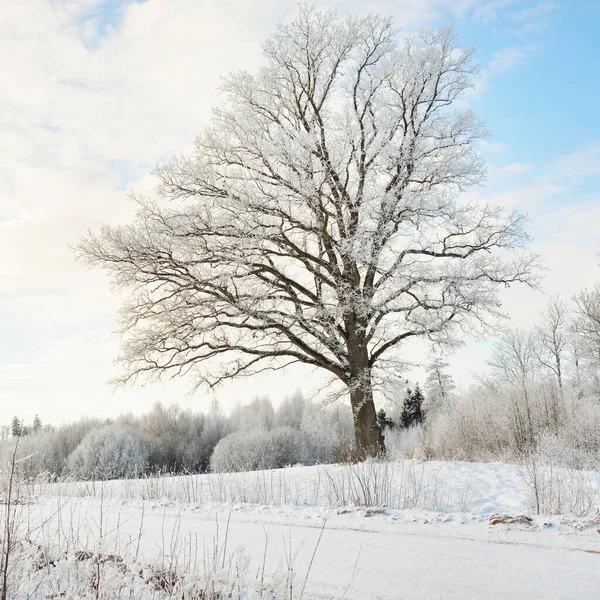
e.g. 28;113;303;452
77;5;538;458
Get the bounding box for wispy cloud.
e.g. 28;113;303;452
511;0;555;25
479;140;507;154
473;0;518;25
488;46;528;73
473;0;555;33
488;162;532;177
549;142;600;180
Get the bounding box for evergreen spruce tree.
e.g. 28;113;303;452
376;409;395;430
10;416;22;437
400;384;425;428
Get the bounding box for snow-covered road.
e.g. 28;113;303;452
30;497;600;599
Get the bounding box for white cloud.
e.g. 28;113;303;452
548;142;600;180
473;0;555;34
479;140;507;154
473;0;518;25
469;43;531;97
511;0;555;20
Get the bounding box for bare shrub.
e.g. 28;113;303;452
518;437;600;516
320;461;470;512
384;426;431;461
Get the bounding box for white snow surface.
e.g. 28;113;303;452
24;460;600;598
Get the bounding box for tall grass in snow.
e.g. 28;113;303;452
32;461;473;513
0;447;320;599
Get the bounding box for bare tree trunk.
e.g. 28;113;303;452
347;325;385;460
350;384;384;460
522;384;535;448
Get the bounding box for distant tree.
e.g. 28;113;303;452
400;384;424;428
140;402;209;473
573;284;600;396
77;6;538;459
487;328;539;449
573;285;600;353
270;426;311;468
276;391;307;429
51;418;104;475
229;397;275;432
300;402;355;464
32;414;43;433
10;417;21;438
535;295;570;391
424;358;455;415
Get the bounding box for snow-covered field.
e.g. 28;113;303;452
9;460;600;598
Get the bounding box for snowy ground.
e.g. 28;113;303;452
17;461;600;598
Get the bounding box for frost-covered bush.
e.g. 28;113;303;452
211;430;275;472
519;438;600;516
300;404;355;464
384;425;432;461
270;426;311;468
393;381;600;466
139;402;223;473
68;424;148;479
210;427;312;473
0;418;106;480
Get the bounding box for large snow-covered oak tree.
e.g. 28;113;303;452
77;6;538;459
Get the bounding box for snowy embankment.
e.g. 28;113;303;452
13;461;600;598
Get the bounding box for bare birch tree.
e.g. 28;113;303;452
573;284;600;396
77;6;538;458
535;295;570;390
488;329;539;449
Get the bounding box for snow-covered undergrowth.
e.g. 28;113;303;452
31;459;600;517
32;461;477;512
2;543;275;599
0;487;287;599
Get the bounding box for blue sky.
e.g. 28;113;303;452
459;1;600;165
1;0;599;424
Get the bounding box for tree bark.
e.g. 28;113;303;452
347;321;385;460
350;384;385;460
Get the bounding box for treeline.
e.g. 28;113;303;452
6;286;600;478
2;393;365;480
398;288;600;467
4;383;435;480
